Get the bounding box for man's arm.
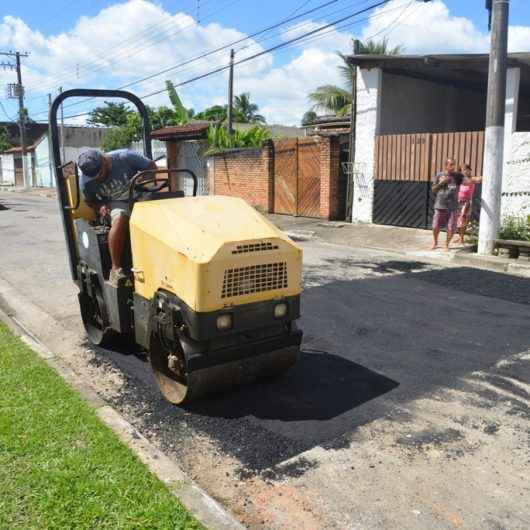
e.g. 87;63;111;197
127;150;157;173
432;174;448;193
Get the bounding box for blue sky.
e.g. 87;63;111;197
7;0;530;37
1;0;530;125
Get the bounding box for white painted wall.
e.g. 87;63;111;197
502;131;530;218
0;153;15;185
34;134;53;187
352;67;381;223
499;68;530;219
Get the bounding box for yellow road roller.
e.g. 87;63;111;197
49;89;303;404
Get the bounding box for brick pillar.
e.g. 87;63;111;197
261;139;274;212
320;136;341;219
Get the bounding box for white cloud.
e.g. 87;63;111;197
0;0;272;118
1;0;529;127
362;0;529;55
280;19;353;52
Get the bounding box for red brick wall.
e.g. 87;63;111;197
208;140;273;212
320;136;342;220
208;137;343;219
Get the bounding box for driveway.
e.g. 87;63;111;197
1;191;529;529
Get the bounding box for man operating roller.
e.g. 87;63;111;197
78;148;156;287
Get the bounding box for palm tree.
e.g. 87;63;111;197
308;37;402;116
234;93;266;123
301;110;317;126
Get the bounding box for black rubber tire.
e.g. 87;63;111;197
78;290;116;347
149;330;300;406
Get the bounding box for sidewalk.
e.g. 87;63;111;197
268;213;530;277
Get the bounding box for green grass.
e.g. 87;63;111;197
0;323;202;530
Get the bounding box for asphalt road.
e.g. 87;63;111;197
1;191;529;530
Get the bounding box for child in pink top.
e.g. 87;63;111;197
457;164;482;245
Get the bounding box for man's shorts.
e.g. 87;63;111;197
109;201;130;223
433;208;457;233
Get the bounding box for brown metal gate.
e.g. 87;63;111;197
373;131;485;228
273;138;321;217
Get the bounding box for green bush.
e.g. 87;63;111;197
205;124;270;155
498;215;530;241
467;215;530;247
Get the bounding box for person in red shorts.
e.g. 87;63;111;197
456;163;482;245
431;158;463;251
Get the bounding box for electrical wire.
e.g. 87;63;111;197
0;101;16;121
362;0;415;41
50;0;394;122
29;0;346;117
23;0;239;100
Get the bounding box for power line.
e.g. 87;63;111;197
54;0;394;122
0;100;15;121
23;0;224;98
30;0;344;117
362;0;415;41
23;0;240;100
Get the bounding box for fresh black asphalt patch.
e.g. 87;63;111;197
89;262;530;478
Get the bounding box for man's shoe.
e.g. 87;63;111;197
109;268;127;287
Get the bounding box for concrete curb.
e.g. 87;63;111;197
0;279;245;530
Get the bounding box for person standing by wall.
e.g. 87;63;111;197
457;163;483;245
431;158;463;251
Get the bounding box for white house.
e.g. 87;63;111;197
348;52;530;227
0;125;110;188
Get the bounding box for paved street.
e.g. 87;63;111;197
1;191;529;529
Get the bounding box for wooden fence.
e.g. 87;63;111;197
373;130;485;229
273;138;321;217
375;131;485;182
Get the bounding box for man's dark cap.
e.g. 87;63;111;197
78;149;103;178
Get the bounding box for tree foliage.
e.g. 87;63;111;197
195;93;265;124
233;93;266;123
301;110;317;126
0;126;12;152
194;105;228;122
306;38;402;116
205;124;270;154
97;82;195;151
87;102;133;127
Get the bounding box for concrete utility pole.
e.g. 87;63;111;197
478;0;510;255
346;39;361;222
1;50;30;188
227;49;235;134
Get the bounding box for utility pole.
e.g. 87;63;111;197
1;50;30;188
478;0;510;255
227;49;235;134
346;39;361;222
48;93;54;185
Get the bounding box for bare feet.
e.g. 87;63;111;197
430;243;439;250
444;245;450;252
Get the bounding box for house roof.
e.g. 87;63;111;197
0;121;48;147
151;121;211;141
346;52;530;96
304;114;351;136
